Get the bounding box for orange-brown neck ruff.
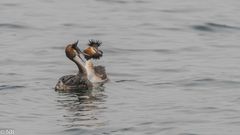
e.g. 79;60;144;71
65;45;76;60
83;47;95;57
83;47;103;60
65;45;87;76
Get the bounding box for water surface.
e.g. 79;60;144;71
1;0;240;134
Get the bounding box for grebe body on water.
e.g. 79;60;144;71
55;40;106;91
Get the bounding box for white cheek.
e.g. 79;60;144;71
73;50;77;54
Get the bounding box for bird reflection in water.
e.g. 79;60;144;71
56;87;107;128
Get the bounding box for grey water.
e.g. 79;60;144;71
1;0;240;134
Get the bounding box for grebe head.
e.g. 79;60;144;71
83;39;103;60
65;41;82;61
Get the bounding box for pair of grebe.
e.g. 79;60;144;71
55;40;108;91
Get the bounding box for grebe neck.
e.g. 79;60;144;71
72;55;87;77
85;60;95;81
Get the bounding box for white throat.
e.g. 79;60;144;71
85;60;104;83
73;55;87;75
73;55;85;66
85;60;95;81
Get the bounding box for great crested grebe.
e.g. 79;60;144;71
55;41;103;91
83;40;108;83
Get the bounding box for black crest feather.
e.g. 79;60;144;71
88;39;102;47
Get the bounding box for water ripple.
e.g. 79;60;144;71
106;48;175;54
207;23;240;30
177;77;240;88
0;85;25;90
115;79;138;83
191;22;240;32
179;133;200;135
0;23;29;29
95;0;128;4
192;24;215;32
56;88;107;129
1;3;20;7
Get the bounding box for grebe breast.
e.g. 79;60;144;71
85;60;108;83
